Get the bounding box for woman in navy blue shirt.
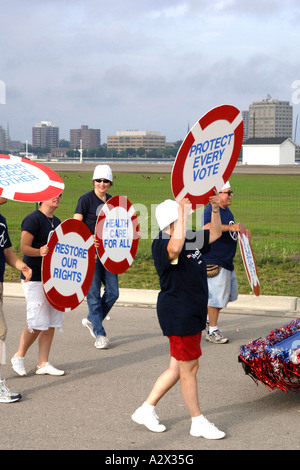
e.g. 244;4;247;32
132;194;226;440
11;194;64;377
74;165;119;350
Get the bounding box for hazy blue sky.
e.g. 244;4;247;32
1;0;300;144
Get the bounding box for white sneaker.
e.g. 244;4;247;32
206;329;228;344
35;363;65;376
0;380;22;403
82;318;96;338
190;415;225;439
94;335;109;349
11;355;27;376
132;405;166;433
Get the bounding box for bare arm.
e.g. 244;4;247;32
167;198;192;261
21;231;49;257
4;247;32;282
207;190;222;244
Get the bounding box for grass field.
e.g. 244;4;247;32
2;171;300;297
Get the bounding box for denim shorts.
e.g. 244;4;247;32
207;267;238;309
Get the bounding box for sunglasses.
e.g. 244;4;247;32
95;179;110;183
219;190;233;196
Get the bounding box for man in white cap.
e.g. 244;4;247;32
74;164;119;349
203;181;251;344
132;193;226;439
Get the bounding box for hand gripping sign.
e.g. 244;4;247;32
95;195;139;274
42;219;96;312
0;154;64;202
238;223;260;296
171;105;243;208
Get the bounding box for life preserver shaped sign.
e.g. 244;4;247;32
171;105;243;208
238;223;260;296
95;195;139;274
42;219;96;312
0;154;64;202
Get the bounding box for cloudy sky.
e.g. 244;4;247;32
1;0;300;145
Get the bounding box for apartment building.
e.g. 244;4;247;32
107;131;166;153
70;125;101;149
32;121;59;150
248;97;293;139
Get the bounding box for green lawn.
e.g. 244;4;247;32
3;171;300;297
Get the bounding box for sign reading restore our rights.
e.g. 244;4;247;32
42;219;96;312
0;154;64;202
171;105;243;208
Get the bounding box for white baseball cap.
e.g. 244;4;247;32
155;199;179;231
92;164;113;182
221;181;231;189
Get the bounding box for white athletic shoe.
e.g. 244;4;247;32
35;363;65;376
0;380;22;403
190;415;225;439
132;405;166;433
11;355;27;376
82;318;96;338
94;335;110;349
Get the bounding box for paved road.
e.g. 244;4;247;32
1;296;299;451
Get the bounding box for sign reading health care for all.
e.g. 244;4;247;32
238;223;260;296
42;219;96;312
0;154;64;202
95;195;139;274
171;105;244;208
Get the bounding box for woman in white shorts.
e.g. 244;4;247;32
11;195;65;377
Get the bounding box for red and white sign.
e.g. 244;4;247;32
171;105;243;208
95;195;139;274
42;219;96;312
238;223;260;296
0;154;64;202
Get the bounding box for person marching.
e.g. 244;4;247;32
132;192;226;439
203;181;251;343
74;165;119;349
0;197;32;402
11;194;65;376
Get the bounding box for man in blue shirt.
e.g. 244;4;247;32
203;181;251;344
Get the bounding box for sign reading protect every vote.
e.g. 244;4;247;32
171;105;244;208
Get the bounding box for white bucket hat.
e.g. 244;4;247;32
92;164;113;182
155;199;179;231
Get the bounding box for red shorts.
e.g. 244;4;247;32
168;332;202;361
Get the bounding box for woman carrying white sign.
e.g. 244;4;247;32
132;193;226;439
11;194;65;377
74;164;119;350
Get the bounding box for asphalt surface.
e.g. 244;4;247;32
1;292;299;452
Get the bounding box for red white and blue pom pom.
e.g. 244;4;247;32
238;318;300;392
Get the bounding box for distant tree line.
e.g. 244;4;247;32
24;140;183;159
